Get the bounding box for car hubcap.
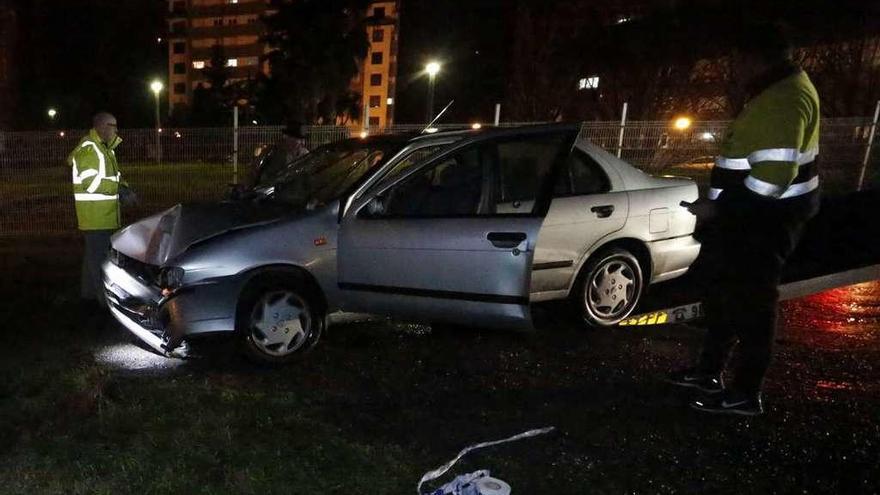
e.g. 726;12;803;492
249;291;311;357
586;259;637;320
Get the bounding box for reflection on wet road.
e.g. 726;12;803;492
782;280;880;340
778;280;880;402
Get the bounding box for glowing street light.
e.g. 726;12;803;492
425;60;442;123
47;108;57;119
150;80;164;163
425;61;441;77
471;123;482;130
673;116;692;131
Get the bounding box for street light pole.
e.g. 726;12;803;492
425;61;441;124
150;80;164;164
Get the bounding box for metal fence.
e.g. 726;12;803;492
1;119;878;237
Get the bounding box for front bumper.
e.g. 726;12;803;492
102;259;239;356
103;260;183;356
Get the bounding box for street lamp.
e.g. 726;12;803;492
425;61;441;123
150;80;164;164
47;108;57;119
673;116;692;131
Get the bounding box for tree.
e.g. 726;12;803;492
261;0;370;124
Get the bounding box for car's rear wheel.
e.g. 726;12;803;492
573;247;644;327
236;275;323;365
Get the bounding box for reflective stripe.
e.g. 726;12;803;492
707;188;723;200
744;175;819;199
72;169;98;184
80;141;107;194
717;147;819;171
797;148;819;165
748;146;819;166
748;148;799;163
779;176;819;199
74;193;118;202
744;176;787;197
715;156;750;170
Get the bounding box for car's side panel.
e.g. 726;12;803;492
530;138;701;302
530;191;629;296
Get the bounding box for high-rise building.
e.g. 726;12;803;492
166;0;399;126
352;1;400;129
166;0;271;115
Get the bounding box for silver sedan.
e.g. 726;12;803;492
103;124;700;364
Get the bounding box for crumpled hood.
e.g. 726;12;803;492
112;201;289;266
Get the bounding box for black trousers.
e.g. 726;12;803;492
81;230;113;305
695;192;818;395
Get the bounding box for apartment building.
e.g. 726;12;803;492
351;1;400;128
166;0;399;126
167;0;270;114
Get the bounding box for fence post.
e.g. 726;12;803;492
857;100;880;191
616;102;628;158
233;106;239;185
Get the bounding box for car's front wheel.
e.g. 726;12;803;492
236;275;324;365
573;247;644;327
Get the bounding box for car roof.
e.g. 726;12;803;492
333;123;583;148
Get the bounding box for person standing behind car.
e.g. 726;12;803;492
667;22;821;416
251;121;310;188
68;112;137;310
279;121;309;164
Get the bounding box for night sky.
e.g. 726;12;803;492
5;0;508;130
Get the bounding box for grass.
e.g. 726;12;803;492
0;245;877;494
0;162;244;236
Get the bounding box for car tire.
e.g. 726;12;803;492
236;274;324;366
572;247;644;327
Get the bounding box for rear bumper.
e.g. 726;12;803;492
648;235;702;284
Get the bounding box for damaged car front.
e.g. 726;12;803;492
101;136;418;361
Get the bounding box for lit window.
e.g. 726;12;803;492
578;76;600;90
193;60;206;69
228;0;238;3
227;58;238;67
369;95;381;108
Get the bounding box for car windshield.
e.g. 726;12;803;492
265;140;404;208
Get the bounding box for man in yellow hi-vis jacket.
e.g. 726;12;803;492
668;24;821;416
68;113;135;308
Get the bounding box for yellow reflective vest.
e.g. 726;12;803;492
67;129;125;231
710;68;820;201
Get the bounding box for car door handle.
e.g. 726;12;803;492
487;232;527;249
591;205;615;218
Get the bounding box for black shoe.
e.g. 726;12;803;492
690;390;764;417
666;367;724;394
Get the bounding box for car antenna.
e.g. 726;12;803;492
422;100;455;133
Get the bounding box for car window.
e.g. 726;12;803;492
379;145;446;184
495;135;567;214
381;147;484;217
364;132;572;218
554;149;611;196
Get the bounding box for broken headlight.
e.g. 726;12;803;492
157;266;185;290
